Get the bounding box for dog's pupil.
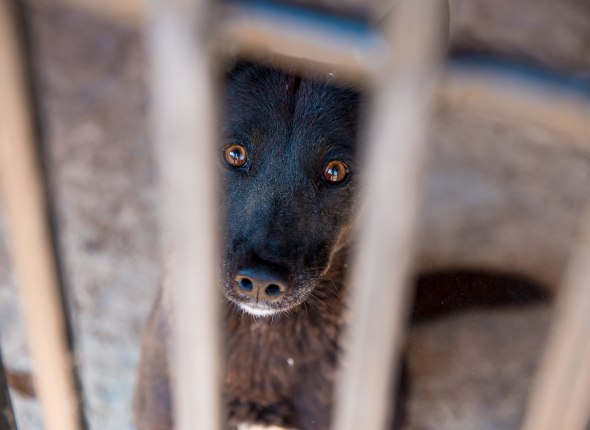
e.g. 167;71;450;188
324;160;347;183
225;144;246;167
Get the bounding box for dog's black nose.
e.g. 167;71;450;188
234;267;288;302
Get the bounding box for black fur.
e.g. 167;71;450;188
135;63;405;430
220;63;360;315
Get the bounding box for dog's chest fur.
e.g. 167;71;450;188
223;269;346;429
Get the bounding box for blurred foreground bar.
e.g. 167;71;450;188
148;0;447;429
34;0;143;23
0;1;85;430
521;209;590;430
332;1;446;429
146;0;222;429
439;69;590;146
37;0;390;83
219;0;388;82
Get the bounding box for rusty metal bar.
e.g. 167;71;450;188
332;1;446;429
521;209;590;430
0;1;85;430
145;0;222;429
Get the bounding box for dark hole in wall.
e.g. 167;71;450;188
410;270;550;324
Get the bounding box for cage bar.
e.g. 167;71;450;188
219;1;388;82
332;1;445;429
0;1;84;430
521;209;590;430
147;1;447;429
439;70;590;147
35;0;143;24
7;1;589;430
146;0;222;429
44;0;387;81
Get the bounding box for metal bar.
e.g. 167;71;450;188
439;69;590;150
0;349;17;430
332;1;445;429
521;209;590;430
219;1;388;82
35;0;143;24
145;0;222;429
22;0;388;83
0;1;85;430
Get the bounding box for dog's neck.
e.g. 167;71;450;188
222;248;348;419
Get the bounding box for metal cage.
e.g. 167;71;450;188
0;0;589;429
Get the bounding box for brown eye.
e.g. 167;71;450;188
224;144;247;167
323;160;349;184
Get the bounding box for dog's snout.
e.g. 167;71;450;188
234;267;288;302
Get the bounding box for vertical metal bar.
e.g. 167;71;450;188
521;209;590;430
146;0;222;429
0;349;17;430
332;1;445;429
0;1;84;430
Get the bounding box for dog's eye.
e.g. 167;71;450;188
323;160;349;184
224;144;247;168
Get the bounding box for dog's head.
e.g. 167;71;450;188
220;63;360;317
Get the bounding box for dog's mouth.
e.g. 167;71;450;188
223;277;315;317
221;243;338;317
235;302;283;317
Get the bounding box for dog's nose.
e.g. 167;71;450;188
234;267;288;302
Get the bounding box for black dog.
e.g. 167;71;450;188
135;62;404;429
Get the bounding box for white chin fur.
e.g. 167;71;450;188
237;424;292;430
238;303;278;317
238;424;291;430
